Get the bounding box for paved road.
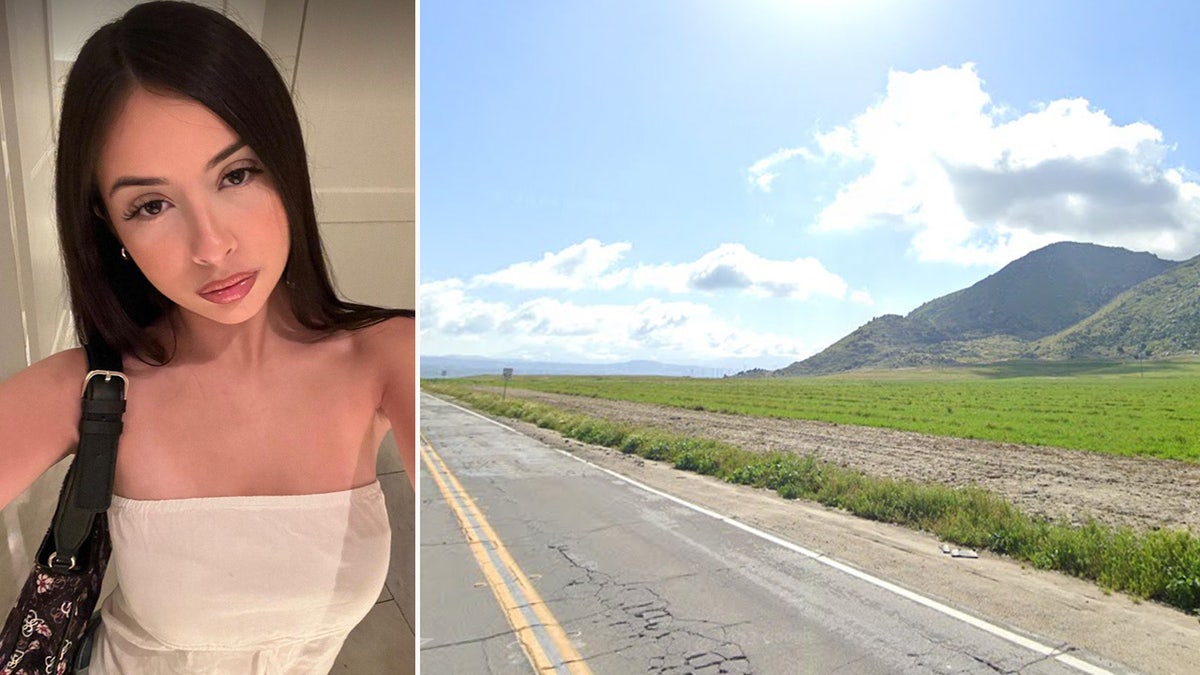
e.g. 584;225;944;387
419;394;1112;675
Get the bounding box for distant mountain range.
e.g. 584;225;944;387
759;241;1190;377
421;355;736;379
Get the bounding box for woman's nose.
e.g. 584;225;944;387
189;203;236;265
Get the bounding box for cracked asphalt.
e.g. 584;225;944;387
419;395;1112;674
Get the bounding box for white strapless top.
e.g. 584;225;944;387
89;481;390;674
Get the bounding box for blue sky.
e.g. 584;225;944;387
420;0;1200;372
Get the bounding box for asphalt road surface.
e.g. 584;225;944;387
419;394;1118;675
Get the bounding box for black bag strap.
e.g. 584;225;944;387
73;340;125;510
44;339;127;571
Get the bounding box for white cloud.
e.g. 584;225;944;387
629;243;862;301
473;238;631;290
774;63;1200;264
420;286;814;363
424;240;868;363
849;290;874;305
747;146;815;192
418;279;509;336
470;239;869;302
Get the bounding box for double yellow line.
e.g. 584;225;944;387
421;437;593;674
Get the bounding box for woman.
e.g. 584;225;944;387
0;1;414;672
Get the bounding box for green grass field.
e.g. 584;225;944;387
436;359;1200;462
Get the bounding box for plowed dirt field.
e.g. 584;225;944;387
493;387;1200;533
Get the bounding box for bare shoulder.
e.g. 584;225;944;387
2;347;88;402
350;316;415;415
355;316;416;485
0;348;88;509
353;315;415;365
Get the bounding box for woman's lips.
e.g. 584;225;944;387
198;271;258;304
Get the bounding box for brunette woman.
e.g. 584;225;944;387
0;2;413;672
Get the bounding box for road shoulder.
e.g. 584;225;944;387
501;415;1197;675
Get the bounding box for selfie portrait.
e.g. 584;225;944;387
0;1;415;673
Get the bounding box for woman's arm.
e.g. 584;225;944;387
369;316;416;490
0;348;86;510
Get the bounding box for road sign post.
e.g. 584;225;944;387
502;367;513;400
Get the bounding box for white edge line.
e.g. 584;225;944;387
427;394;1114;675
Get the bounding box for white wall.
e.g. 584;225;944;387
0;0;72;611
296;0;416;310
0;0;414;608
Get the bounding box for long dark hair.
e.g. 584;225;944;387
56;1;412;364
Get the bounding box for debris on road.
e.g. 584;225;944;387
939;543;978;558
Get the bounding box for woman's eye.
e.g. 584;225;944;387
223;166;261;186
123;199;168;220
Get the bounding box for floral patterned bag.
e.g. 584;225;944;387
0;342;126;675
0;514;111;675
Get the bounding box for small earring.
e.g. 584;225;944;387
120;247;129;261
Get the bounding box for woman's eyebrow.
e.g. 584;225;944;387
206;139;247;170
108;140;249;198
108;175;166;197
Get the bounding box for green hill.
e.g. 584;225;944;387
909;241;1175;340
1036;254;1200;359
774;242;1177;376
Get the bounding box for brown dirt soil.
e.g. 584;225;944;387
487;387;1200;533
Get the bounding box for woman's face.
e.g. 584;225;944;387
96;86;290;327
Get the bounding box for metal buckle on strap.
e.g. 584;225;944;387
81;370;129;399
47;552;78;571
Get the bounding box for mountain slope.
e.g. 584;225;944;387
775;242;1177;376
1036;255;1200;359
909;241;1175;340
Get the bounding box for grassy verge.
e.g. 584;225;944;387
424;381;1200;616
